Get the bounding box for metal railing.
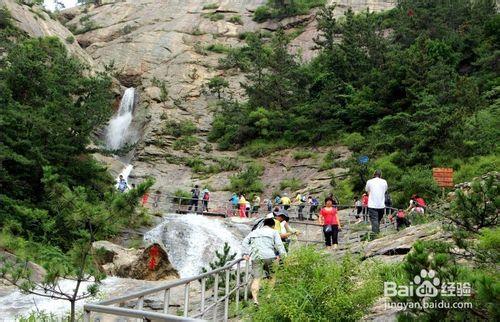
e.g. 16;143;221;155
84;258;250;321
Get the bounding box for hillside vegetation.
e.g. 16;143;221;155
210;0;499;205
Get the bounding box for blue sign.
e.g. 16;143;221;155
358;156;369;164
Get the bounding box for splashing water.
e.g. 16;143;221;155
144;214;249;278
105;88;135;150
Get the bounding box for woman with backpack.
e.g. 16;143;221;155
318;197;341;250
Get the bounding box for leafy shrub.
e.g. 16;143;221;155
228;15;243;25
319;150;340;171
202;3;219;10
250;248;382;321
253;5;272;22
292;150;315;160
341;132;365;152
172;136;198;152
172;189;191;205
164;120;197;138
279;178;304;191
228;163;264;194
454;154;500;183
65;35;75;44
392;167;440;207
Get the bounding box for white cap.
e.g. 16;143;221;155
266;213;274;219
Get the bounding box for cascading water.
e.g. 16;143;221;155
105;87;135;150
144;214;250;278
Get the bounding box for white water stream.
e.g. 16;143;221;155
0;215;250;319
105;87;135;150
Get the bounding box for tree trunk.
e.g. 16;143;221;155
70;300;75;322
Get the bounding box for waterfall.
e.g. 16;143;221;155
144;214;250;278
105;88;135;150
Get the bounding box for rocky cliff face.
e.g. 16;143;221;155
4;0;395;199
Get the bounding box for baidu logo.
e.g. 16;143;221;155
384;269;471;298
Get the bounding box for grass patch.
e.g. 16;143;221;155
203;12;224;21
228;163;264;194
202;3;219;10
65;35;75;44
205;43;231;53
240;140;287;158
293;150;315;160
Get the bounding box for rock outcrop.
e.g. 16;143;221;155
93;241;179;280
59;0;395;199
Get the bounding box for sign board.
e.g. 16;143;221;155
432;168;454;188
358;156;369;165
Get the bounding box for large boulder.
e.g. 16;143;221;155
93;241;178;280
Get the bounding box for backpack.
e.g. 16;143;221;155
192;188;200;198
301;195;307;203
385;192;392;207
312;198;319;206
203;192;210;200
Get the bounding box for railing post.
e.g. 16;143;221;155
305;223;309;246
213;273;219;321
224;269;230;321
243;260;249;301
184;283;190;317
83;309;90;322
201;277;206;317
235;261;241;313
163;289;170;314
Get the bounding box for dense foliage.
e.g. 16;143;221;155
210;0;499;204
0;16;152;320
249;248;383;321
391;174;499;320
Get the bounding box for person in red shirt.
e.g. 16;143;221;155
361;193;369;222
318;197;341;250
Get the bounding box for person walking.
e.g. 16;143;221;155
152;190;161;208
264;198;273;212
188;185;200;213
201;188;210;212
354;197;362;223
229;193;239;215
365;169;388;236
361;193;369;222
117;175;129;193
281;193;291;210
238;194;247;218
242;218;286;306
309;196;319;219
252;195;261;215
318;197;341;250
294;193;306;220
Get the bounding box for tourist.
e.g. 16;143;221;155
242;218;286;306
274;194;281;206
245;200;251;217
117;175;128;193
273;210;298;251
252;195;261;215
354;197;362;222
295;193;306;220
406;194;426;214
365;169;388;236
201;187;210;212
264;198;273;212
230;193;239;215
318;197;341;250
152;190;161;208
361;193;369;221
396;209;411;230
188;184;200;213
141;191;149;206
239;194;247;218
309;196;319;219
281;193;291;210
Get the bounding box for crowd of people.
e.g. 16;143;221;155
240;169;428;304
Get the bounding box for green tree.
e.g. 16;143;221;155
206;76;229;99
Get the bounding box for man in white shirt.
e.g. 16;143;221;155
365;169;388;235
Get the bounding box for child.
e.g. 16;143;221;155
396;209;410;231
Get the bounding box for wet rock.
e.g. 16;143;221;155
92;241;179;280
